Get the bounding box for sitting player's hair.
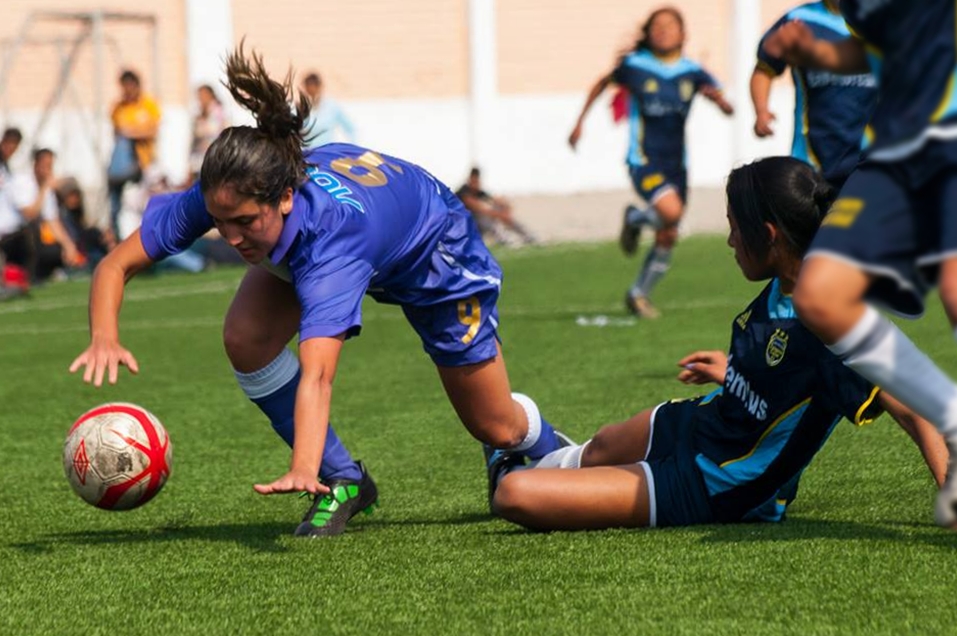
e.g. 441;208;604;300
635;6;685;52
200;41;311;206
726;156;835;261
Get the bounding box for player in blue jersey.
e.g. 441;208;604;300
68;45;568;537
569;7;734;318
751;0;877;189
765;0;957;527
482;157;946;530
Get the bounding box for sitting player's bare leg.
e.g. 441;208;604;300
493;464;652;530
580;409;654;467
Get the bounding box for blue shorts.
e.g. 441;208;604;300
628;164;688;205
398;198;503;367
641;395;718;528
808;140;957;317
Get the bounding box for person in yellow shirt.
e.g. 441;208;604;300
108;69;161;237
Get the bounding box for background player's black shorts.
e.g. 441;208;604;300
628;163;688;205
808;140;957;317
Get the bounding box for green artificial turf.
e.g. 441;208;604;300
2;236;956;635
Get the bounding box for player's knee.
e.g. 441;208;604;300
222;319;275;368
580;434;609;467
492;472;534;522
656;227;679;249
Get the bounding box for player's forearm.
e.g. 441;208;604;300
88;254;128;343
290;376;333;476
750;69;773;116
576;75;611;125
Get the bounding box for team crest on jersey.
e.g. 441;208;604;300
735;309;752;330
641;173;665;192
679;79;694;101
766;329;789;367
643;78;659;93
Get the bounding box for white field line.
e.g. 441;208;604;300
0;280;239;316
0;295;740;337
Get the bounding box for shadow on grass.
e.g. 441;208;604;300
8;512;494;554
486;516;957;549
9;522;293;554
690;517;957;550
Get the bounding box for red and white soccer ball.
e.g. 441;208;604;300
63;403;173;510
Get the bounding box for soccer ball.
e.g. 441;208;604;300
63;403;173;510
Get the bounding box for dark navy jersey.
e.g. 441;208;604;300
841;0;957;159
758;1;878;183
692;279;881;522
140;143;502;342
611;49;719;168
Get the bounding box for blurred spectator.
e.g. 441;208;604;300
300;71;355;148
5;148;82;283
188;84;227;183
0;127;26;297
108;69;161;237
56;178;116;270
456;167;538;247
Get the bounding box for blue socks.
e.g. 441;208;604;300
234;349;362;482
511;393;562;459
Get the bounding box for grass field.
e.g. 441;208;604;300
2;235;957;635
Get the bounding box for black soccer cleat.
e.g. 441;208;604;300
482;444;525;515
294;461;379;538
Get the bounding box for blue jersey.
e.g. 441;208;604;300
842;0;957;160
140;143;503;343
611;50;719;169
693;279;881;522
758;1;878;183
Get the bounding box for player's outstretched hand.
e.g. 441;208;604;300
254;469;330;496
69;338;140;387
763;20;816;66
677;350;728;385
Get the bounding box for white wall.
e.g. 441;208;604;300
0;84;796;213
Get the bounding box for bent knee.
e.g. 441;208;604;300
475;422;525;450
492;472;536;522
222;318;286;370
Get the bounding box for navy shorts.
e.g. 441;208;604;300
628;164;688;205
640;395;718;528
398;199;503;367
808;140;957;317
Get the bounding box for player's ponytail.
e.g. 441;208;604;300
199;41;310;206
726;156;832;261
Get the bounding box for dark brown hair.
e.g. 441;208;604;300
635;6;685;52
199;42;311;206
726;157;835;261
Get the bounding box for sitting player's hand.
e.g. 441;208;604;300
253;469;330;496
69;337;139;387
677;350;728;385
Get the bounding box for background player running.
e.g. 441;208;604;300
568;6;734;318
483;157;947;531
765;0;957;527
751;0;877;189
69;45;567;537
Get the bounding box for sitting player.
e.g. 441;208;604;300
483;157;947;530
455;167;537;247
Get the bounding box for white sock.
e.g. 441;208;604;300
528;441;589;470
234;348;298;399
828;306;957;436
511;392;542;452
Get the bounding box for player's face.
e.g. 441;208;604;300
648;12;684;54
0;138;18;161
205;186;294;264
727;212;773;281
